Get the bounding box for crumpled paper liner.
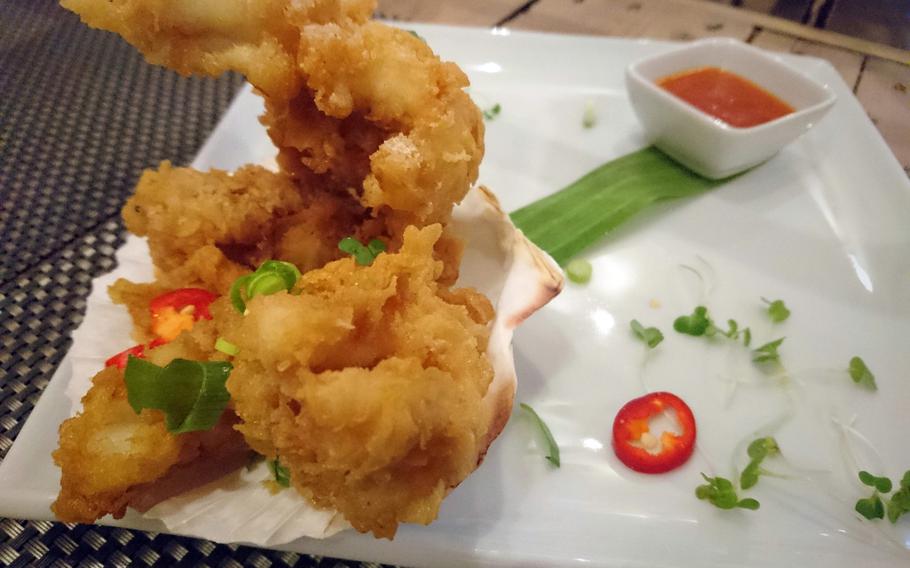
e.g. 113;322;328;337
64;185;562;545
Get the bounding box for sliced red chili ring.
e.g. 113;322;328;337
149;288;218;320
105;344;145;370
612;391;697;474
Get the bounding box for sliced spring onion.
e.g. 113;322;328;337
230;260;301;313
565;258;592;284
511;147;724;265
520;403;560;467
215;337;239;356
338;236;386;266
483;103;501;121
124;357;232;433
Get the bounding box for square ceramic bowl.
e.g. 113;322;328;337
625;38;836;179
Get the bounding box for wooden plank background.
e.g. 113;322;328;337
377;0;910;173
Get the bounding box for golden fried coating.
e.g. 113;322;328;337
62;0;484;229
123;161;371;293
53;366;182;522
220;225;494;537
58;0;500;538
52;324;251;524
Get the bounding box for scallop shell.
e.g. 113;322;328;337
66;184;563;545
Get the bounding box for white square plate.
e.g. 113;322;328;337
2;23;909;567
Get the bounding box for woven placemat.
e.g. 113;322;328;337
0;2;390;566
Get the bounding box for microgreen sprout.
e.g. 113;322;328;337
740;437;780;490
695;474;760;511
565;258;592;284
520;403;560;467
751;338;785;365
848;356;877;391
338;236;387;266
483;103;502;121
674;306;712;336
854;470;903;521
762;297;790;323
630;319;663;349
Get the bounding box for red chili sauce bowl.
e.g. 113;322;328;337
625;38;836;179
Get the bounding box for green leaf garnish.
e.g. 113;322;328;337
859;470;892;493
124;357;232;433
520;403;560;467
742;327;752;347
230;260;301;313
267;457;291;488
740;437;780;489
510;147;724;266
695;473;759;511
674;306;711;336
565;258;592;284
215;337;239;356
854;470;910;523
630;319;663;349
338;236;386;266
762;297;790;323
482;103;501;121
856;495;885;520
848;356;877;391
752;338;785;364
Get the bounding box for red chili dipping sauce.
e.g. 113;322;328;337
657;67;795;128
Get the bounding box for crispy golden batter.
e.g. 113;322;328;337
221;225;494;537
61;0;484;229
53;366;182;522
57;0;496;537
52;324;251;523
124;162;370;292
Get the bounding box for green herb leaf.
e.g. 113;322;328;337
124;357;232;433
520;403;560;467
752;337;785;364
214;337;239;356
740;461;761;490
855;495;885;520
762;297;790;323
630;319;664;349
740;437;780;489
483;103;502;121
267;457;291;488
737;498;761;510
696;473;757;511
674;306;711;336
742;327;752;347
510;147;724;266
339;236;386;266
230;260;301;313
848;356;877;391
886;476;910;523
859;471;892;493
565;258;593;284
747;437;780;461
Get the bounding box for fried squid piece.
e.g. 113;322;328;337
61;0;484;231
123;162;367;293
52;331;252;524
216;225;494;538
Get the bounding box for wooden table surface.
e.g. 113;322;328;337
378;0;910;175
